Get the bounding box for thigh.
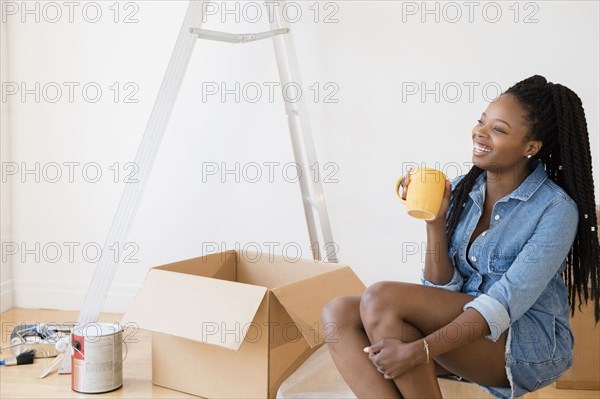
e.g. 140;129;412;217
361;281;476;331
361;281;509;387
435;332;508;387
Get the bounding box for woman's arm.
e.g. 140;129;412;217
425;306;490;357
423;217;455;285
421;178;458;286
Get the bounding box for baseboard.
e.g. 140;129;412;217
11;279;139;314
0;279;14;312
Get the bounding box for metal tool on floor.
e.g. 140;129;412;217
0;324;71;358
56;0;338;375
0;323;72;368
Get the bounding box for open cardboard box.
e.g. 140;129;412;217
122;250;365;398
554;205;600;390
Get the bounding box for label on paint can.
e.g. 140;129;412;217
71;322;123;394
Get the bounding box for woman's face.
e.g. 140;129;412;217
472;93;540;173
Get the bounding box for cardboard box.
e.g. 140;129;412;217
122;250;365;398
554;300;600;390
555;205;600;391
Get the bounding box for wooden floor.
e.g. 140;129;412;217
1;308;598;399
0;308;196;399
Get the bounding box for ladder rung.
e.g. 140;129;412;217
189;27;289;44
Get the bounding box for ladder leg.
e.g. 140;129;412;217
61;0;208;373
268;1;338;263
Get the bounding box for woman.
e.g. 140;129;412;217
322;75;600;399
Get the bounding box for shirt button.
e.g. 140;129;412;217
471;256;477;262
482;231;487;236
494;215;500;221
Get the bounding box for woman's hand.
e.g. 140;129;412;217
364;339;426;380
426;179;452;225
398;169;412;201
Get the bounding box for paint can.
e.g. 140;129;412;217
71;322;124;394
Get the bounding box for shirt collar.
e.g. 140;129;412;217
469;160;548;205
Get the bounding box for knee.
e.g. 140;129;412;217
360;281;401;326
360;281;393;312
321;296;358;328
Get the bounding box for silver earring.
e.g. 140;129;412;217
527;154;532;159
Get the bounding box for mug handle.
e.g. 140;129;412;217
395;175;408;205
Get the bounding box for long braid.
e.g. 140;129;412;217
446;167;484;239
447;75;599;321
550;83;600;319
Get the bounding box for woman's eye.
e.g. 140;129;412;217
477;119;484;124
493;127;505;133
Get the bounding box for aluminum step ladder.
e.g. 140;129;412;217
58;0;337;374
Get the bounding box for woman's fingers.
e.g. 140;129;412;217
364;340;384;353
401;169;412;200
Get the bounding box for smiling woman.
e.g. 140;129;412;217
322;75;600;399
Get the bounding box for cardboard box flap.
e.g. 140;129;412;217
271;266;365;347
154;251;235;279
122;269;267;350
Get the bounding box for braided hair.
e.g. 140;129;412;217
446;75;600;322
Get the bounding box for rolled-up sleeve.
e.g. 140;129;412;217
421;266;464;292
463;198;579;342
462;294;510;341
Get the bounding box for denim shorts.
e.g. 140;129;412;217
474;318;574;399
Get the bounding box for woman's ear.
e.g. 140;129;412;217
526;140;543;158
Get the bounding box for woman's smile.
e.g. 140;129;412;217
473;141;493;156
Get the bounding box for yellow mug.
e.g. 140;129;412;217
395;167;446;220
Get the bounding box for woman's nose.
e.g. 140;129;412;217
473;125;489;139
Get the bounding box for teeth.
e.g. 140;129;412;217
474;144;492;153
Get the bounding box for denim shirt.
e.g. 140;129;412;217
421;160;578;346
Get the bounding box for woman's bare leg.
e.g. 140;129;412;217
360;289;444;398
360;281;509;397
322;296;401;398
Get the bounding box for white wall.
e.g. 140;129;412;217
1;14;12;312
2;1;599;312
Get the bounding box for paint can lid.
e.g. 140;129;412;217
73;322;122;337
